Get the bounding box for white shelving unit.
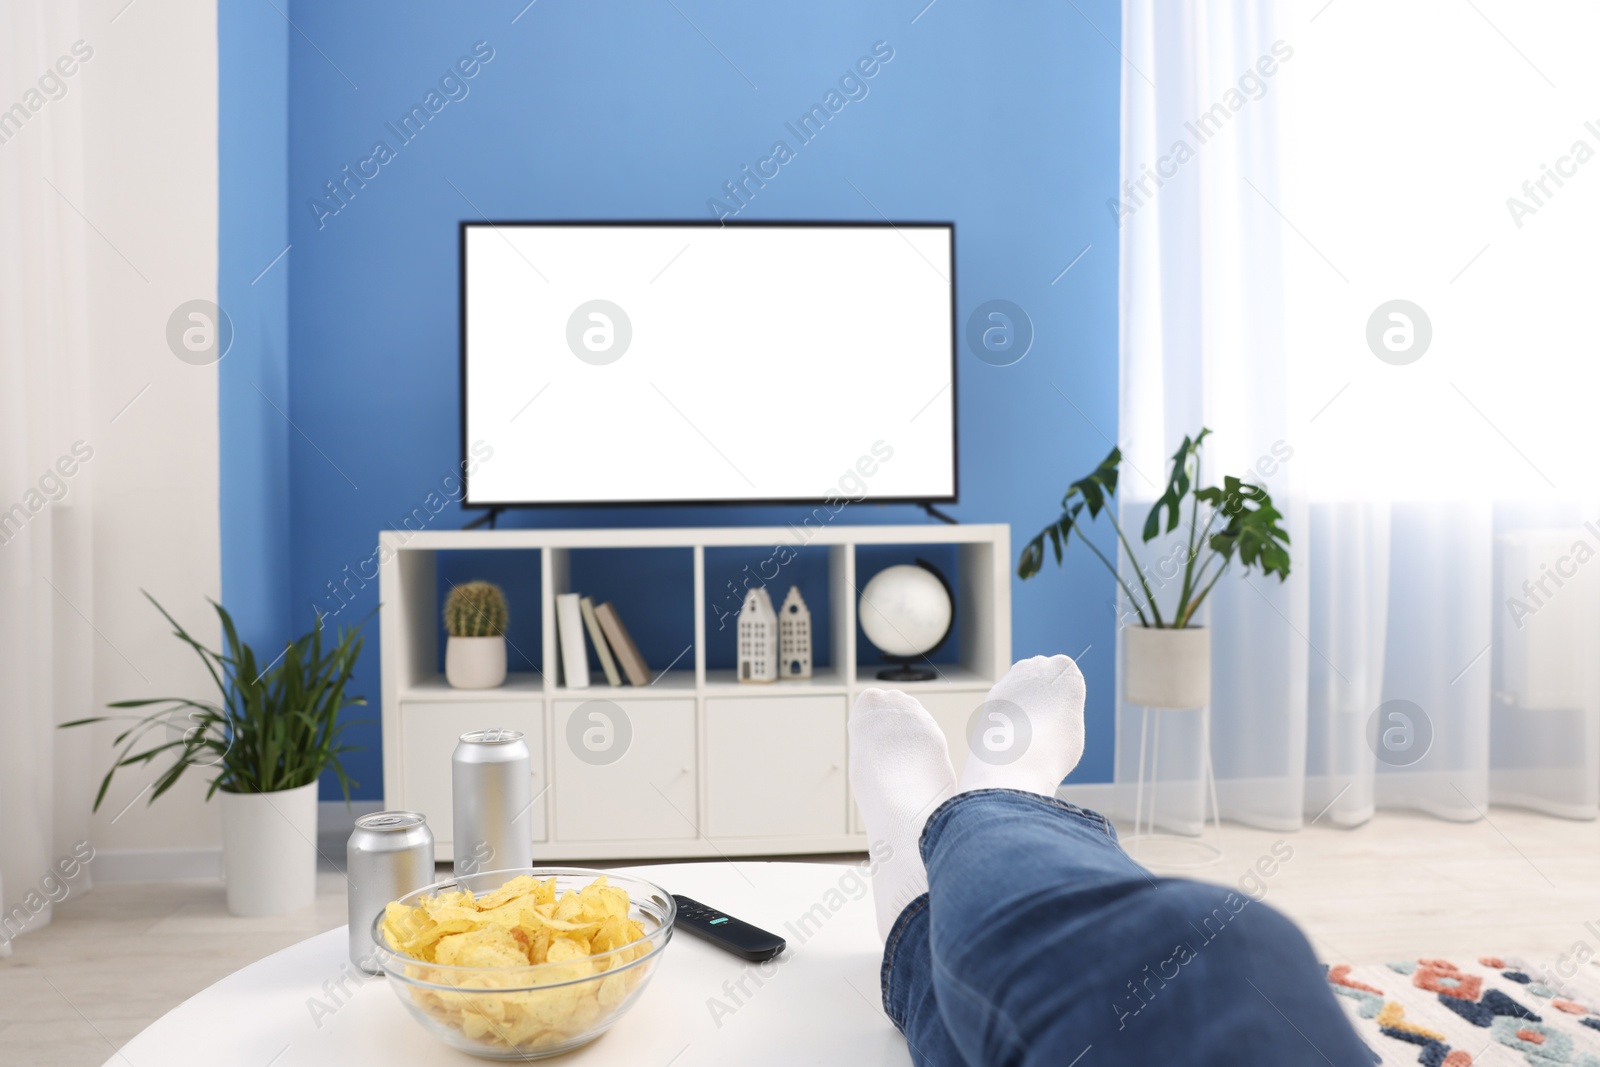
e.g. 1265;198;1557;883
379;524;1011;861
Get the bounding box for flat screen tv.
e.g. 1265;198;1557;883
460;221;956;508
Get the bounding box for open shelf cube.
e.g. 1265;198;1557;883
854;539;1004;687
545;545;696;695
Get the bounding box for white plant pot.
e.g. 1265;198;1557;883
1123;626;1211;710
446;635;507;689
219;780;318;917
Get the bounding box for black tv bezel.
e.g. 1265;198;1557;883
458;219;959;510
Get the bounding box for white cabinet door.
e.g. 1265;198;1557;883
706;695;847;838
849;690;986;834
917;691;989;781
552;699;696;842
399;702;547;846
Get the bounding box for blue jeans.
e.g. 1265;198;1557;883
881;790;1374;1066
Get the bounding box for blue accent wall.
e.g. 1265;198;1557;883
222;1;1122;799
218;2;291;654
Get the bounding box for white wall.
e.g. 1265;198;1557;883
79;0;222;856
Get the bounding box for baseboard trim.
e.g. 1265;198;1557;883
319;799;385;835
93;847;222;883
94;802;385;883
96;793;1114;882
1056;781;1117;814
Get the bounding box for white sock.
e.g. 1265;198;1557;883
849;687;956;939
957;655;1086;797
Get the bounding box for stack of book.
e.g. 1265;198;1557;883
554;593;652;688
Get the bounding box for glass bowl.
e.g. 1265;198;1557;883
372;867;675;1060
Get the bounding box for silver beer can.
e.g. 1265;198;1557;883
452;728;533;877
347;810;435;973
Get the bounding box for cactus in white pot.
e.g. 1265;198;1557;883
444;581;509;689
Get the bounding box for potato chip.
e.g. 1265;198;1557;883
590;915;631;955
553;889;586;923
599;885;630;918
523;908;593;934
436;927;529;968
545;936;588;963
471;874;540;909
525;923;552;965
596;972;629;1011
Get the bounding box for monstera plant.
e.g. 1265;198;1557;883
1018;428;1291;628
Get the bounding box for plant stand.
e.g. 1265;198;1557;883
1127;704;1223;867
1123;626;1222;867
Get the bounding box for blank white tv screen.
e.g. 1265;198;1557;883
461;223;956;506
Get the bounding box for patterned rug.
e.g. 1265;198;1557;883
1328;956;1600;1066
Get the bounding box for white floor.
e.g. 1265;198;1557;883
3;808;1596;1066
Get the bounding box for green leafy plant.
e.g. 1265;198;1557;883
444;580;508;637
60;594;367;808
1018;429;1291;628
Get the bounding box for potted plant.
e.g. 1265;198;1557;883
444;581;508;689
1018;429;1291;708
62;595;365;916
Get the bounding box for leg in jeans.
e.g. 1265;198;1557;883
852;658;1374;1067
883;790;1374;1066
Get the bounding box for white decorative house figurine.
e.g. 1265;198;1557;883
779;586;813;679
737;586;778;682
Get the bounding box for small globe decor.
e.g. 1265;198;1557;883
858;560;954;681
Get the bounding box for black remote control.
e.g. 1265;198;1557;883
672;894;787;962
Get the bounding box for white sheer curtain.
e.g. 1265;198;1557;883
0;0;97;952
1117;0;1600;831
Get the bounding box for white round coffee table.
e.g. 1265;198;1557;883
108;861;910;1066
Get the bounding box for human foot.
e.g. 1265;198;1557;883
849;687;956;939
956;655;1086;797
